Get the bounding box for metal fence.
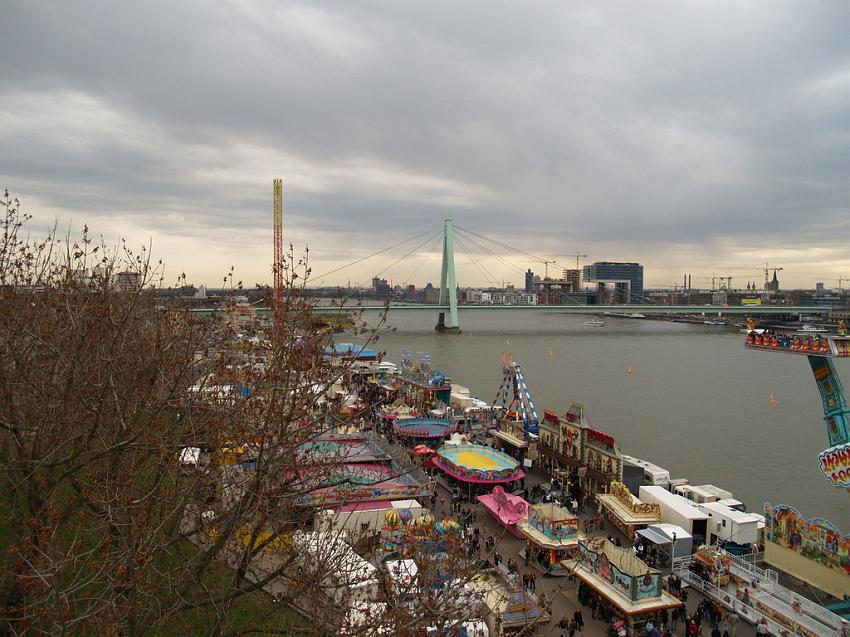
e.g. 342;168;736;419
675;566;844;637
727;552;778;589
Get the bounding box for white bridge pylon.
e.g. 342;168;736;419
435;218;460;333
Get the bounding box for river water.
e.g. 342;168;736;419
354;309;849;525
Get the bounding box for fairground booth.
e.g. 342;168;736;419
516;503;582;575
466;564;549;636
375;398;418;422
566;537;682;635
393;354;452;411
581;427;623;499
431;444;525;498
597;481;661;540
477;485;529;539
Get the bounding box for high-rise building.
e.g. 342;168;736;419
371;276;391;296
562;269;580;291
582;262;644;304
525;269;535;292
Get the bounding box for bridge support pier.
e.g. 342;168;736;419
435;219;461;334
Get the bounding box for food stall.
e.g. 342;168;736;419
565;537;682;635
597;481;661;540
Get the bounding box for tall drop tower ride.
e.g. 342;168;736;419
273;178;283;330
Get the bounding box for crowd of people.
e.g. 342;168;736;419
347;373;820;637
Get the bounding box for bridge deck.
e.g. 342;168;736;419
307;304;830;315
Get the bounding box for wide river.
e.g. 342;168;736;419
353;308;849;525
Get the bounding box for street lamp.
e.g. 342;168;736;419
670;532;677;576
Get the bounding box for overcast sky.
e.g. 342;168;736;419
3;1;850;289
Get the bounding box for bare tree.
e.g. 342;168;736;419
0;191;496;637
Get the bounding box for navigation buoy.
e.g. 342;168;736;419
627;366;633;375
549;350;555;357
770;393;777;406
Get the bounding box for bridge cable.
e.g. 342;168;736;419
312;225;442;282
455;235;501;286
455;225;553;265
456;235;500;285
454;231;526;275
374;229;443;279
402;233;442;287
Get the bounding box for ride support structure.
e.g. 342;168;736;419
744;323;850;490
272;178;284;334
493;353;540;437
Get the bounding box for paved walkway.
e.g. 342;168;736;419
433;471;710;637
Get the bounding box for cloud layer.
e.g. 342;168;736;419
2;1;850;288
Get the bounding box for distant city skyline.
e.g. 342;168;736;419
2;2;850;289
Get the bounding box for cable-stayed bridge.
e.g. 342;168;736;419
309;219;833;333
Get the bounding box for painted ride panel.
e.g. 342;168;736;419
744;330;850;489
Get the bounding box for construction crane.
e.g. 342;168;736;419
828;277;848;293
542;259;557;279
764;263;783;289
273;178;283;330
571;251;588;271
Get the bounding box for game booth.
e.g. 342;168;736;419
565;537;682;636
597;481;661;540
516;503;582;575
476;486;529;539
431;444;525;498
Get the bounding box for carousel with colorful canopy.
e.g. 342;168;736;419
432;444;525;484
393;417;458;441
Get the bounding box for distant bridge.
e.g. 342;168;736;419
311;304;830;316
301;218;836;333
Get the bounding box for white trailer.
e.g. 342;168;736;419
696;501;760;548
675;484;734;504
621;454;670;487
639;485;709;542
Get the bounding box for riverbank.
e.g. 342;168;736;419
358;309;849;523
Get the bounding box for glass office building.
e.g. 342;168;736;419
582;262;644;304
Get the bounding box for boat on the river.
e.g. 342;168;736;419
584;318;605;327
798;324;828;333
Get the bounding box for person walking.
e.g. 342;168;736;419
573;609;584;632
558;617;569;637
728;610;739;636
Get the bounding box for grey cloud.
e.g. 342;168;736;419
2;1;850;286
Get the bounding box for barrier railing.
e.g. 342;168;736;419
727;553;778;586
677;569;844;637
678;571;789;637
